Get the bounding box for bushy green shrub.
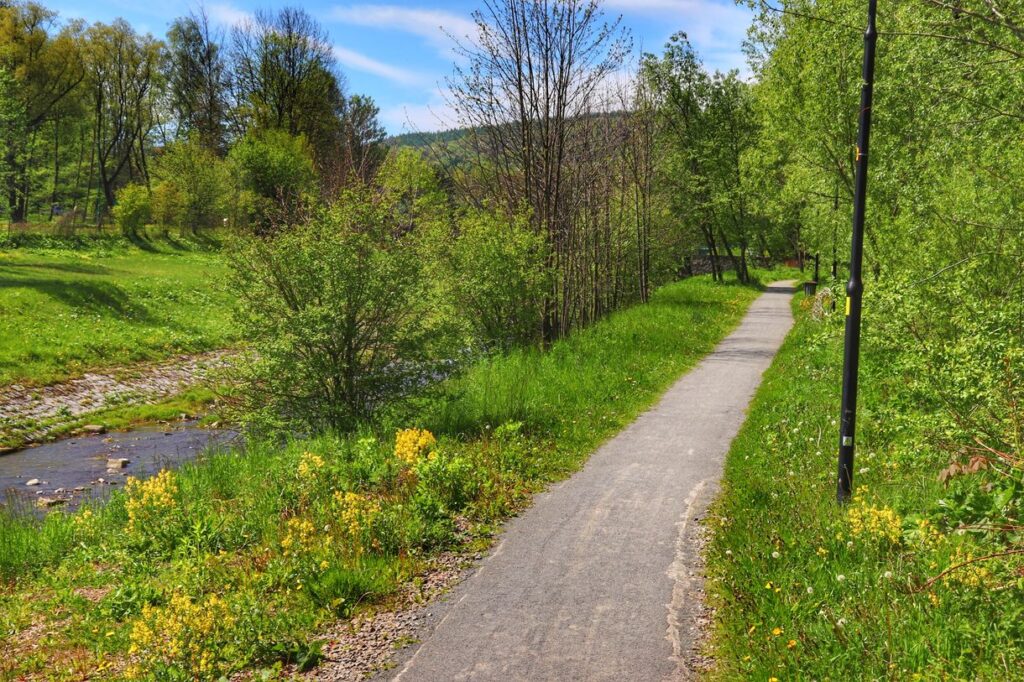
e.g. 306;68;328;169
228;185;452;433
112;183;151;236
150;180;184;231
442;207;549;349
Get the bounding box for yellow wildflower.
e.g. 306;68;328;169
281;516;317;557
847;497;902;546
394;428;436;464
124;470;178;534
332;490;381;547
942;549;993;588
297;451;326;479
128;592;235;678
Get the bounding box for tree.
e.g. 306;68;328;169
228;128;315;233
166;10;229;153
447;0;632;342
0;2;84;222
230;7;345;166
84;19;161;217
644;34;723;280
337;94;387;185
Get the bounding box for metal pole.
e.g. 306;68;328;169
837;0;878;504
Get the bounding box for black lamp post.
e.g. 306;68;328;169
837;0;878;503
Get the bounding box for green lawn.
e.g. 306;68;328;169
0;236;235;386
705;291;1024;680
0;272;772;679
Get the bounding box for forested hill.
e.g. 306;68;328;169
388;128;472;149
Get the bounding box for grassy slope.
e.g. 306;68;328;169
706;293;1024;680
0;273;769;679
0;236;235;386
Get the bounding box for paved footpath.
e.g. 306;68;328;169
388;283;796;681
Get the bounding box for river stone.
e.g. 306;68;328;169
36;497;66;508
106;458;129;469
82;424;106;434
25;478;40;486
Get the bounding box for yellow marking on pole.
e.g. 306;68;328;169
845;297;852;316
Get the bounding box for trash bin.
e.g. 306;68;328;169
803;281;818;296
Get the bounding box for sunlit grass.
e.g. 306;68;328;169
0;235;235;386
706;293;1024;679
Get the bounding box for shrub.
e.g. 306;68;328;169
112;183;151;236
444;207;549;349
150;180;184;231
153;138;230;233
228;186;451;433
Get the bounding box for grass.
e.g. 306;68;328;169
0;233;235;387
704;288;1024;680
0;271;774;679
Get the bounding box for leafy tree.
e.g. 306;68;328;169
336;93;387;185
84;19;161;215
228;128;315;232
0;1;84;221
166;10;229;154
230;8;344;165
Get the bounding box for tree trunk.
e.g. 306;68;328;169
49;114;61;221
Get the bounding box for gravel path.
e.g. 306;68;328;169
0;350;232;444
379;282;796;681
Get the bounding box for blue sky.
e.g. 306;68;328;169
48;0;754;134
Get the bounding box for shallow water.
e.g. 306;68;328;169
0;423;237;514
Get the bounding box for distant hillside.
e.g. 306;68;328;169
387;128;472;149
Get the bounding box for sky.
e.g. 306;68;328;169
48;0;755;135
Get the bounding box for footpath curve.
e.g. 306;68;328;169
387;282;796;681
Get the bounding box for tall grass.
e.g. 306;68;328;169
705;292;1024;680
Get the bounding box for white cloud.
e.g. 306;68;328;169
332;46;426;87
329;4;476;57
381;86;459;133
605;0;752;74
207;2;252;27
381;101;458;134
